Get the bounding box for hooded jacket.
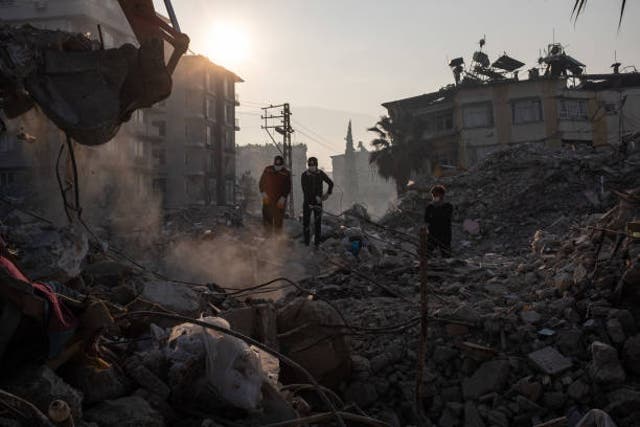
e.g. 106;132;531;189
259;166;291;202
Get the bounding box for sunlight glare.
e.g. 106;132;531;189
205;22;250;70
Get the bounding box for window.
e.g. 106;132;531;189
0;134;15;152
206;98;216;120
153;149;166;166
0;172;15;186
225;180;235;204
133;140;144;158
558;99;589;121
206;126;212;146
223;78;230;97
151;120;166;137
185;119;205;145
186;176;204;201
184;153;189;165
423;110;454;134
512;98;542;124
185;89;203;113
226;129;235;150
463;102;493;128
206;72;216;94
225;105;234;125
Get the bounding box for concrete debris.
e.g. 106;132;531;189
1;143;639;426
84;396;164;427
528;346;573;375
589;341;626;384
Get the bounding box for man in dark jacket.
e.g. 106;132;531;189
424;184;453;257
301;157;333;247
259;155;291;234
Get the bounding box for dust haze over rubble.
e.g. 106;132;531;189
3;2;640;427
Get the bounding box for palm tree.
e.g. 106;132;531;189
572;0;627;28
368;115;429;195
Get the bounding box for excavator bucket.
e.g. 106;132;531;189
0;0;188;146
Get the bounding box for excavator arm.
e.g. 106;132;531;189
118;0;190;75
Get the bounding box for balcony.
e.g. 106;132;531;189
234;118;240;131
234;93;240;106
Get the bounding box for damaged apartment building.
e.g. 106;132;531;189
383;42;640;175
0;0;242;211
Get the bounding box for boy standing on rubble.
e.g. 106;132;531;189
424;184;453;257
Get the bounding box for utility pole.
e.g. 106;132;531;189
261;103;295;218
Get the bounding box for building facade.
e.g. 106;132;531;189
0;0;243;211
329;121;396;218
146;55;242;208
383;47;640;175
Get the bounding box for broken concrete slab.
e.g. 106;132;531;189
1;365;83;420
141;280;201;316
589;341;626;384
462;359;510;399
84;395;164;427
527;346;572;376
277;298;351;388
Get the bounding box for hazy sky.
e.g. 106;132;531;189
156;0;639;166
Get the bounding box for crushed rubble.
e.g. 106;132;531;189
0;142;639;426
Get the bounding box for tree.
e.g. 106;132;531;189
368;115;429;195
572;0;627;28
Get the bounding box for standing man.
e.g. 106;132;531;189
424;184;453;257
301;157;333;247
259;155;291;235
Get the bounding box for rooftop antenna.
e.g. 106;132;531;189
552;28;555;44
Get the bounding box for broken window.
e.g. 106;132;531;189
558;98;589;121
512;98;543;124
463;102;493;128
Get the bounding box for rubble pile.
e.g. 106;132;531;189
383;144;640;254
272;147;640;426
1;143;639;426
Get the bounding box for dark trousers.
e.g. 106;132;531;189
303;202;322;246
427;233;452;258
263;203;285;234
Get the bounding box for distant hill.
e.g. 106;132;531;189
236;105;378;170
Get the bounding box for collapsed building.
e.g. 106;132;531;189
382;42;640;176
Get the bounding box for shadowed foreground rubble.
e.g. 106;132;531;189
1;143;639;426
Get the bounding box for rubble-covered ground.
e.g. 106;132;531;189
1;143;639;426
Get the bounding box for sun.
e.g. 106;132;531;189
205;22;250;70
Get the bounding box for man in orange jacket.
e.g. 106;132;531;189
259;155;291;234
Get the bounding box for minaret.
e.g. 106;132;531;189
344;120;359;207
